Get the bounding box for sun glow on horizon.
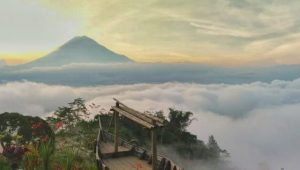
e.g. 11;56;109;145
0;52;48;65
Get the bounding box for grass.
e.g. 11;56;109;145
23;145;40;170
0;155;10;170
39;141;55;170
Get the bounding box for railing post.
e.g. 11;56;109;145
152;120;157;170
114;111;119;153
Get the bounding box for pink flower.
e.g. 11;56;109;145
55;121;63;129
31;122;43;129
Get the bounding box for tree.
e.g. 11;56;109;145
207;135;221;158
0;112;54;148
47;98;90;132
46;98;94;158
161;109;196;144
168;109;194;132
207;135;229;159
0;112;54;169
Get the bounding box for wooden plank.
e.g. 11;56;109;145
104;156;152;170
101;142;130;154
111;106;154;129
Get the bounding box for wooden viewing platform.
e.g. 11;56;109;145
104;156;152;170
95;99;183;170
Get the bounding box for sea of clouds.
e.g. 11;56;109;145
3;63;300;86
0;80;300;170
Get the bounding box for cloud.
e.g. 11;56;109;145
0;81;98;116
0;80;300;169
188;104;300;170
244;32;300;64
28;0;300;65
3;63;300;86
3;77;300;118
2;0;300;65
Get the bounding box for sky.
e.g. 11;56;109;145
1;0;300;65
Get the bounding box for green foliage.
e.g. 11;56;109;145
161;109;196;144
46;98;97;169
39;140;55;170
22;145;41;170
0;155;10;170
75;120;98;151
0;112;54;148
61;149;76;170
168;109;194;131
47;98;90;132
0;112;32;146
161;109;228;160
0;107;97;170
207;135;229;158
118;116;149;145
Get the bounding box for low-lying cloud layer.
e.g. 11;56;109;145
1;80;300;169
3;63;300;86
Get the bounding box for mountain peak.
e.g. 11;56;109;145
21;36;133;68
60;35;105;50
68;36;96;43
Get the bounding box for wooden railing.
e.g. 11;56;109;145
95;118;109;170
99;130;183;170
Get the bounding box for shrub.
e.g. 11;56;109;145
0;155;10;170
0;112;55;147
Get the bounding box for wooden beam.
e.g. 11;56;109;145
143;113;165;125
152;125;157;170
119;105;164;127
111;106;154;129
113;98;164;126
114;111;119;153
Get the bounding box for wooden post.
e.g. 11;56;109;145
114;111;119;153
151;120;157;170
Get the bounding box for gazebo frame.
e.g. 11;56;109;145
110;98;164;170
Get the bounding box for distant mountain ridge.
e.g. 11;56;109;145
21;36;132;68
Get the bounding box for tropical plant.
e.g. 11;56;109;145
39;140;55;170
61;149;76;170
22;144;41;170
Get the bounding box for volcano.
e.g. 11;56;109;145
22;36;132;67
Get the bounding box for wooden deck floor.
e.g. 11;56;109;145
104;156;152;170
100;142;130;154
100;142;152;169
